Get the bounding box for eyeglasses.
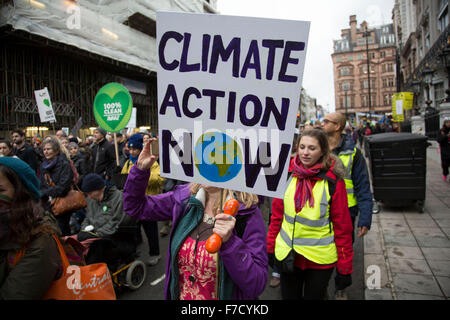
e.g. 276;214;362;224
322;119;337;125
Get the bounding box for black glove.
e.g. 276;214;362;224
268;253;275;269
335;272;352;290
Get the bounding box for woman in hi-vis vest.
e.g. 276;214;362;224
267;128;353;300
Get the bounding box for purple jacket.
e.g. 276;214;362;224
123;165;268;299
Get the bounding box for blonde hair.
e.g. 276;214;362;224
189;183;259;213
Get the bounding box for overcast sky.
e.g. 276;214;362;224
216;0;395;113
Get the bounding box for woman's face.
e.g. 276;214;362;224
0;171;15;210
43;144;57;161
0;143;11;156
445;120;450;128
61;139;69;149
297;136;323;169
143;135;151;145
69;147;78;156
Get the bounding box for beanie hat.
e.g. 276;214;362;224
128;133;143;150
68;142;79;150
81;173;106;193
0;157;41;200
68;137;79;144
95;127;107;138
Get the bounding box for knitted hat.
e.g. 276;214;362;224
0;157;41;200
95;127;107;138
81;173;106;193
68;142;79;150
128;133;143;150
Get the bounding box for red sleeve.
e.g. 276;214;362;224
267;197;284;253
330;179;354;275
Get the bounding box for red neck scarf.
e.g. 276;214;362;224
291;155;323;213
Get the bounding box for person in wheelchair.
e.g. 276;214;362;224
78;173;138;271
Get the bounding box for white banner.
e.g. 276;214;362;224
34;87;56;123
157;12;310;198
127;107;137;129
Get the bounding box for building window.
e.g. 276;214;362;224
388;78;395;87
361;95;367;107
360;79;369;89
380;51;386;58
383;94;392;106
339;67;353;76
342;81;351;90
438;1;448;32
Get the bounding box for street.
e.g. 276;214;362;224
117;141;449;301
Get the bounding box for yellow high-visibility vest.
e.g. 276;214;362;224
338;147;357;208
275;177;338;265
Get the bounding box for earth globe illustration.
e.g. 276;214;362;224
194;131;243;182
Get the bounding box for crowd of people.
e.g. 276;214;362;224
1;113;406;300
0;128;168;298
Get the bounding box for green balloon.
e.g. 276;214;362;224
93;83;133;133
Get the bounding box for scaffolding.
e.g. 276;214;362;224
0;31;158;138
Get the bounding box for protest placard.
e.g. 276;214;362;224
34;87;56;123
157;12;310;198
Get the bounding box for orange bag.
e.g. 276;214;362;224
43;234;116;300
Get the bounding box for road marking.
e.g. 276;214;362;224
150;274;165;286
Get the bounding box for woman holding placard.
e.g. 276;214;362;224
267;128;353;300
122;139;268;300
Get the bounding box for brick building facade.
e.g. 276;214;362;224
332;15;397;120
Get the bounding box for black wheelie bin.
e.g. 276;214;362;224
364;132;429;213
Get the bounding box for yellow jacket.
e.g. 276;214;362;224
121;160;165;195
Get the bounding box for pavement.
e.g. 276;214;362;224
364;140;450;300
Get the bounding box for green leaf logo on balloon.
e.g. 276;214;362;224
93;83;133;133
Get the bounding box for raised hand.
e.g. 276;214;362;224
136;138;158;171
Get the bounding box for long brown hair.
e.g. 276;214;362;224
0;165;59;246
296;128;333;171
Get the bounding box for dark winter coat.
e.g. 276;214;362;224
71;153;88;188
332;134;373;229
39;154;74;200
80;186;124;238
437;125;450;160
0;232;61;299
91;139;116;179
14;143;39;173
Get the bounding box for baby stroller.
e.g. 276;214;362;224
83;214;147;292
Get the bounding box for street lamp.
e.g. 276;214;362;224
421;67;434;110
410;79;421;115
